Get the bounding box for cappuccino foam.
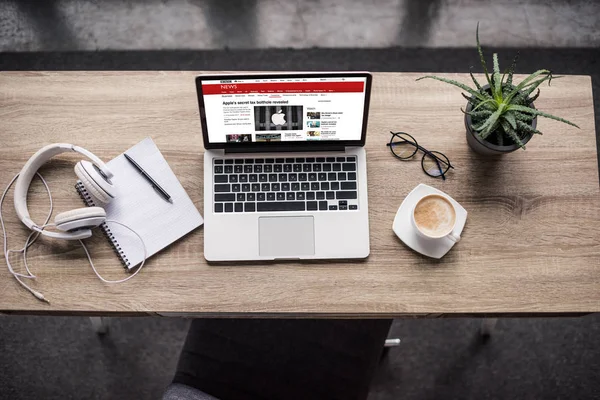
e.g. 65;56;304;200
414;195;456;237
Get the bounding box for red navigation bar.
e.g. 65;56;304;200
202;81;364;95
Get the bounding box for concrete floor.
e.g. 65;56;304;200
1;0;599;51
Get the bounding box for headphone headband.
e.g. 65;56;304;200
71;145;113;179
14;144;113;236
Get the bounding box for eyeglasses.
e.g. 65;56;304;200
386;131;454;180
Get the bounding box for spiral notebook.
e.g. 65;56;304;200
76;137;203;269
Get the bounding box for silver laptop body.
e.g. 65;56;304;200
196;72;372;261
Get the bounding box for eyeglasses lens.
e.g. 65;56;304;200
390;133;418;159
422;151;450;177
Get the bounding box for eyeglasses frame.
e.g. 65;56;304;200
386;131;454;180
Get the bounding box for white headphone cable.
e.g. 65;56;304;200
2;172;147;303
78;220;147;284
18;227;53;302
1;173;54;302
2;173;53;278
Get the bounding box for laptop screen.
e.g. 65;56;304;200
198;74;370;146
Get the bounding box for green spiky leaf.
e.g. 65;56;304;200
492;53;502;100
501;120;525;149
504;111;517;130
517;120;542;135
505;70;552;103
416;76;487;102
514;112;535;123
506;52;519;87
528;89;541;104
512;76;551;105
461;93;496;112
469;68;483;92
477;103;506;139
507;104;580;128
476;22;492;88
493;53;500;75
496;129;504;146
461;93;475;110
472;98;497;112
501;66;509;87
464;109;493;119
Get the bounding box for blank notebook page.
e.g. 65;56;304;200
100;137;203;269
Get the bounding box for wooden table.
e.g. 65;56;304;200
0;72;598;316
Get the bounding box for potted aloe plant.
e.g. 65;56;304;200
417;24;579;155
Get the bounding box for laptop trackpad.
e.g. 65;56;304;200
259;216;315;257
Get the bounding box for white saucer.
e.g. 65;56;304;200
392;184;467;259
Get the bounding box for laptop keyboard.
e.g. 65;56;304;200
213;156;359;213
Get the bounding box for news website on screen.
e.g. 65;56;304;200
201;76;367;144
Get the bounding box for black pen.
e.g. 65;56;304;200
123;153;173;203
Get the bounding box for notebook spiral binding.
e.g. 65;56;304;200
75;182;131;269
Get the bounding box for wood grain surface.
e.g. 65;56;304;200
0;71;598;316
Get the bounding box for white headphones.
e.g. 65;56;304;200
2;143;147;303
14;143;116;240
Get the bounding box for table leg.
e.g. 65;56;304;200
89;317;109;335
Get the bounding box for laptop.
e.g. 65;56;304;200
196;72;372;261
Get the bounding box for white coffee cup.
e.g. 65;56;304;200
411;193;461;242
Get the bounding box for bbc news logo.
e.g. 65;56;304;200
220;84;237;89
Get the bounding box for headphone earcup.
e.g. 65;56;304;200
54;207;106;232
75;160;115;204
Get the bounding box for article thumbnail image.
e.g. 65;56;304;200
307;112;321;120
307;131;320;137
256;133;282;142
307;121;320;128
226;134;252;143
254;106;303;131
